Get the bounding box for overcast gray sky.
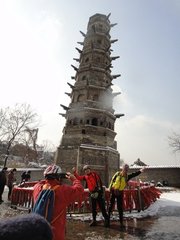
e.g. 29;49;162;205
0;0;180;166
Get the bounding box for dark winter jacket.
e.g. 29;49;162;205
0;170;7;186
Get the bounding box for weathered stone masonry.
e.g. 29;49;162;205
55;13;124;186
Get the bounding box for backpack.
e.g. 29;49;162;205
32;184;59;223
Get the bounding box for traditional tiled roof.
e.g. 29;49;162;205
129;165;180;169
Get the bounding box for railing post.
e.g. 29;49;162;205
137;186;142;212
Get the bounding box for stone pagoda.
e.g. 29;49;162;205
55;13;124;186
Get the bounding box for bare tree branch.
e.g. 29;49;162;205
0;103;40;166
168;131;180;154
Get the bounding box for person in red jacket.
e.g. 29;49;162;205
33;164;83;240
73;165;109;227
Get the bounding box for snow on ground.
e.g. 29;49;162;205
68;188;180;222
125;188;180;219
1;187;180;240
1;187;180;221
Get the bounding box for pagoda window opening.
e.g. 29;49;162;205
95;56;101;62
82;129;86;134
93;94;98;101
85;57;89;63
97;39;102;45
86;119;90;124
92;118;98;126
92;24;95;30
77;94;85;102
98;24;103;32
82;75;86;80
73;118;78;125
80;119;83;124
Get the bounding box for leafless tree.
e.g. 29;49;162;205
39;140;56;165
22;127;39;163
0;103;39;167
41;140;56;152
168;131;180;154
0;109;7;132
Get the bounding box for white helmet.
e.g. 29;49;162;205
44;164;62;176
83;165;91;171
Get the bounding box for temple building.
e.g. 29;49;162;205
55;13;124;186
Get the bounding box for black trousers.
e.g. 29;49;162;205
90;191;108;221
108;190;124;224
8;184;13;200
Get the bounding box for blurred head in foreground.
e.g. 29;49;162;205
0;213;53;240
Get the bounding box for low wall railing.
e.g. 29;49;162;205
10;181;161;214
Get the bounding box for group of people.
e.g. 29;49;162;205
31;163;145;240
0;167;17;202
73;164;145;228
0;167;31;203
0;163;145;240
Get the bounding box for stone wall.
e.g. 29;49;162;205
13;166;180;187
128;166;180;187
14;168;44;184
77;145;120;186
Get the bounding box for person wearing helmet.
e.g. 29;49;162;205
108;164;145;228
73;165;109;227
33;164;83;240
43;164;62;179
